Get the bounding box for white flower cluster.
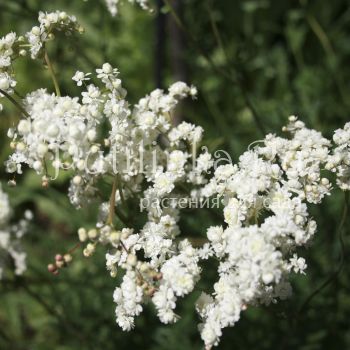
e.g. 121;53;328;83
0;32;23;111
327;122;350;190
104;0;150;16
2;10;350;349
196;116;336;348
4;26;211;329
0;11;82;112
6;66;205;209
26;11;82;58
61;73;211;331
0;184;32;279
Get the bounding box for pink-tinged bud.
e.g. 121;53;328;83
55;254;63;262
48;263;57;273
42;180;49;188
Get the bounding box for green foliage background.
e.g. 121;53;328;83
0;0;350;349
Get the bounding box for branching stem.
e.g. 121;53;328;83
0;88;30;118
44;49;61;97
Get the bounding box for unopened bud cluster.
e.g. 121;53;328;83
47;253;73;275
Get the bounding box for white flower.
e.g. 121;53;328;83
197;116;340;348
0;72;16;93
289;254;307;274
207;226;223;243
26;11;81;59
113;270;143;330
72;71;91;86
153;172;175;196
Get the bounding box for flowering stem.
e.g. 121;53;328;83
107;176;118;226
68;242;81;254
43;158;49;177
44;50;61;97
0;88;30;118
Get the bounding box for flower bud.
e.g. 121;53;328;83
83;243;96;257
110;230;121;243
73;175;82;185
88;228;98;239
16;142;26;152
56;260;65;268
31;26;41;35
48;263;57;273
64;254;73;263
55;254;63;262
78;227;87;242
42;176;49;188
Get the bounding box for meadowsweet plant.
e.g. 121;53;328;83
0;9;349;350
0;184;32;279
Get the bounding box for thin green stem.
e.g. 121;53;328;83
163;0;266;135
207;3;228;63
305;13;334;56
0;88;30;118
44;50;61;97
107;176;118;226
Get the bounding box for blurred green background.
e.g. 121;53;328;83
1;0;350;349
